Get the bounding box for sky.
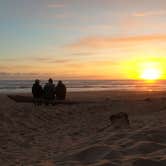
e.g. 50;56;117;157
0;0;166;80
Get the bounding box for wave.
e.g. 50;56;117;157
0;80;166;93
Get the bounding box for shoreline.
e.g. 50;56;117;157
1;79;166;95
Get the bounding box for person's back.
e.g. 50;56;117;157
55;80;66;100
43;78;56;101
32;80;43;98
32;79;43;105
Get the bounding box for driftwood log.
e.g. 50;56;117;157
7;95;94;105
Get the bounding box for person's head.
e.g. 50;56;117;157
58;80;62;85
48;78;53;84
35;79;40;84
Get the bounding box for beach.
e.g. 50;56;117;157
1;91;166;166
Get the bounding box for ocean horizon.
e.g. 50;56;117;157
0;79;166;93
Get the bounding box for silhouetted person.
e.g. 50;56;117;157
43;78;56;105
32;79;43;105
55;80;66;100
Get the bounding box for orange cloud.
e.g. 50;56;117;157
133;10;166;17
68;34;166;49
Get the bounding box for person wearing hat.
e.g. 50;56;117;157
32;79;43;105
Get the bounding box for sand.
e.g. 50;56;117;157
0;91;166;166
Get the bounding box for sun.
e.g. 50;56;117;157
123;57;165;80
141;67;161;80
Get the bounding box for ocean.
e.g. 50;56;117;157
0;80;166;93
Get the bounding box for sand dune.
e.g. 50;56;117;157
0;91;166;165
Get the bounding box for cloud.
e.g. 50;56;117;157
82;25;112;31
0;58;18;62
34;57;72;64
0;72;41;79
92;60;119;66
48;3;65;8
51;59;72;63
71;52;97;56
43;23;112;30
0;63;34;70
132;10;166;17
67;34;166;49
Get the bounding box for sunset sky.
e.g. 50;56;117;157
0;0;166;80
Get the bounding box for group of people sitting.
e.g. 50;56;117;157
32;78;66;105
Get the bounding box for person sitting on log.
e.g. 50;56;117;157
55;80;66;100
32;79;43;106
43;78;56;105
